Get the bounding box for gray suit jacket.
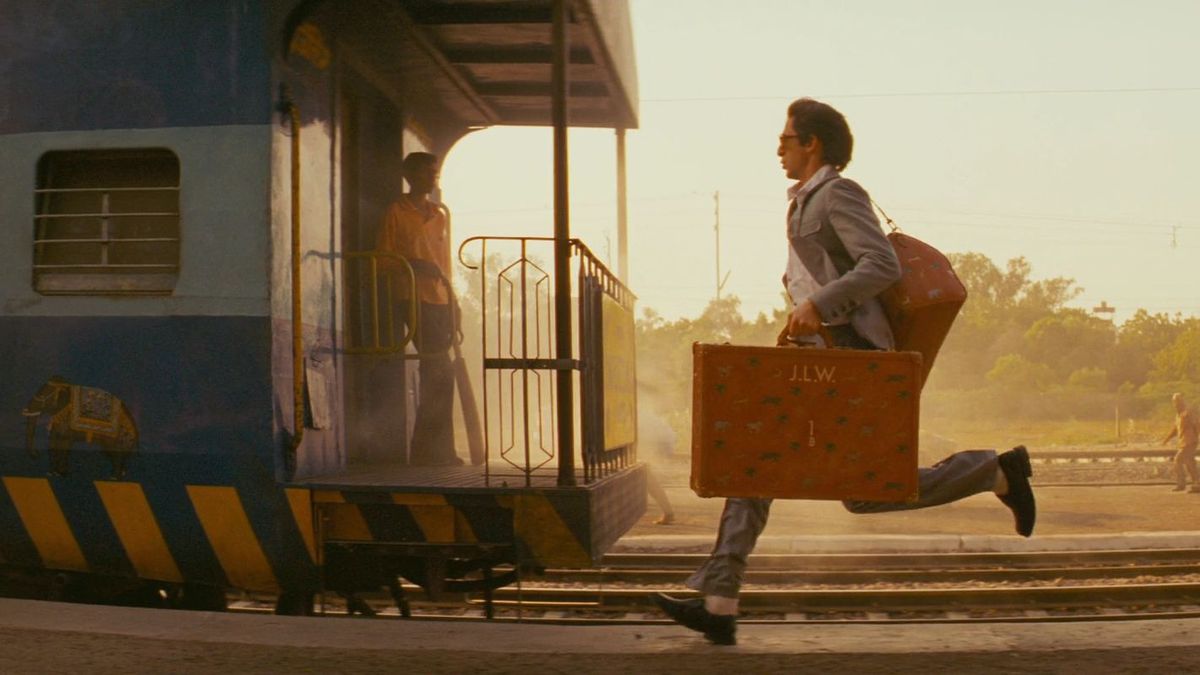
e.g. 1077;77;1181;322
787;177;901;350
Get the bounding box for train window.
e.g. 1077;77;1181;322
33;148;181;295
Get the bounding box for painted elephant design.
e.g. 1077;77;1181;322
22;376;138;479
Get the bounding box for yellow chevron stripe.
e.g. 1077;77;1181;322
513;493;591;567
186;485;278;592
94;481;183;583
410;506;454;543
3;477;88;572
319;502;374;541
455;511;478;543
391;493;452;543
285;488;317;563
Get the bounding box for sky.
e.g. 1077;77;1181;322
440;0;1200;325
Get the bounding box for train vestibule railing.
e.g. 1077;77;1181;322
458;236;637;487
341;250;419;355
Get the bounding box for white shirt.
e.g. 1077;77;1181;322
784;164;844;324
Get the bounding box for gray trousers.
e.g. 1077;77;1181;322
685;449;1000;598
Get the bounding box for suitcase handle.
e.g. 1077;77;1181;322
785;325;837;349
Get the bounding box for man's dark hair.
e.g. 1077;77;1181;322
402;151;439;175
787;98;854;170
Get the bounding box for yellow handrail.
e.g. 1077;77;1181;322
343;250;419;354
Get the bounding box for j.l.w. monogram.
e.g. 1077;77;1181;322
788;363;836;383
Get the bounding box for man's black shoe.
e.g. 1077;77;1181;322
997;445;1035;537
652;592;737;645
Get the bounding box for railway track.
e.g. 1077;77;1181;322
1027;449;1177;488
230;548;1200;624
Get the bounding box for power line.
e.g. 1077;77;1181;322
710;194;1198;231
887;206;1194;231
643;86;1200;103
695;205;1189;238
619;192;1194;236
719;217;1187;242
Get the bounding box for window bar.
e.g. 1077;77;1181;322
33;163;181;294
34;212;179;219
35;164;56;252
99;191;111;268
34;186;179;193
33;238;180;245
33;264;179;269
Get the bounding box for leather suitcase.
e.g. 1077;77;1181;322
691;343;920;501
879;231;967;385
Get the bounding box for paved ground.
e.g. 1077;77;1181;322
2;597;1199;674
5;467;1200;673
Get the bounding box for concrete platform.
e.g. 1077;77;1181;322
2;532;1199;672
1;596;1199;673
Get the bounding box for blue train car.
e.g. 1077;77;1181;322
0;0;644;613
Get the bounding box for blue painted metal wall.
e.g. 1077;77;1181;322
0;316;319;591
0;316;273;459
0;1;272;134
0;2;319;592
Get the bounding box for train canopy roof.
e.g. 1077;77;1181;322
303;0;639;133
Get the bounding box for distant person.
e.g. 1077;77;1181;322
652;98;1036;646
1163;393;1199;492
376;152;460;466
638;407;677;525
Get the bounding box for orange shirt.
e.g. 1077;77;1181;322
375;197;451;305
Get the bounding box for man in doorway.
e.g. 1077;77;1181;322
1164;393;1199;492
376;152;460;466
653;98;1036;645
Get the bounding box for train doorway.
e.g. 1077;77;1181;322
338;67;415;465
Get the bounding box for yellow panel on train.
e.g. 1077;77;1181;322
602;293;636;450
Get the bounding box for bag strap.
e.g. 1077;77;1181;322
871;198;900;233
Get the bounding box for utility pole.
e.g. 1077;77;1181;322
714;190;730;299
550;0;574;487
1093;301;1119;440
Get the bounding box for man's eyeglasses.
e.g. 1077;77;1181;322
778;133;801;146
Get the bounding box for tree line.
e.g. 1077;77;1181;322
634;252;1199;436
452;247;1196;447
